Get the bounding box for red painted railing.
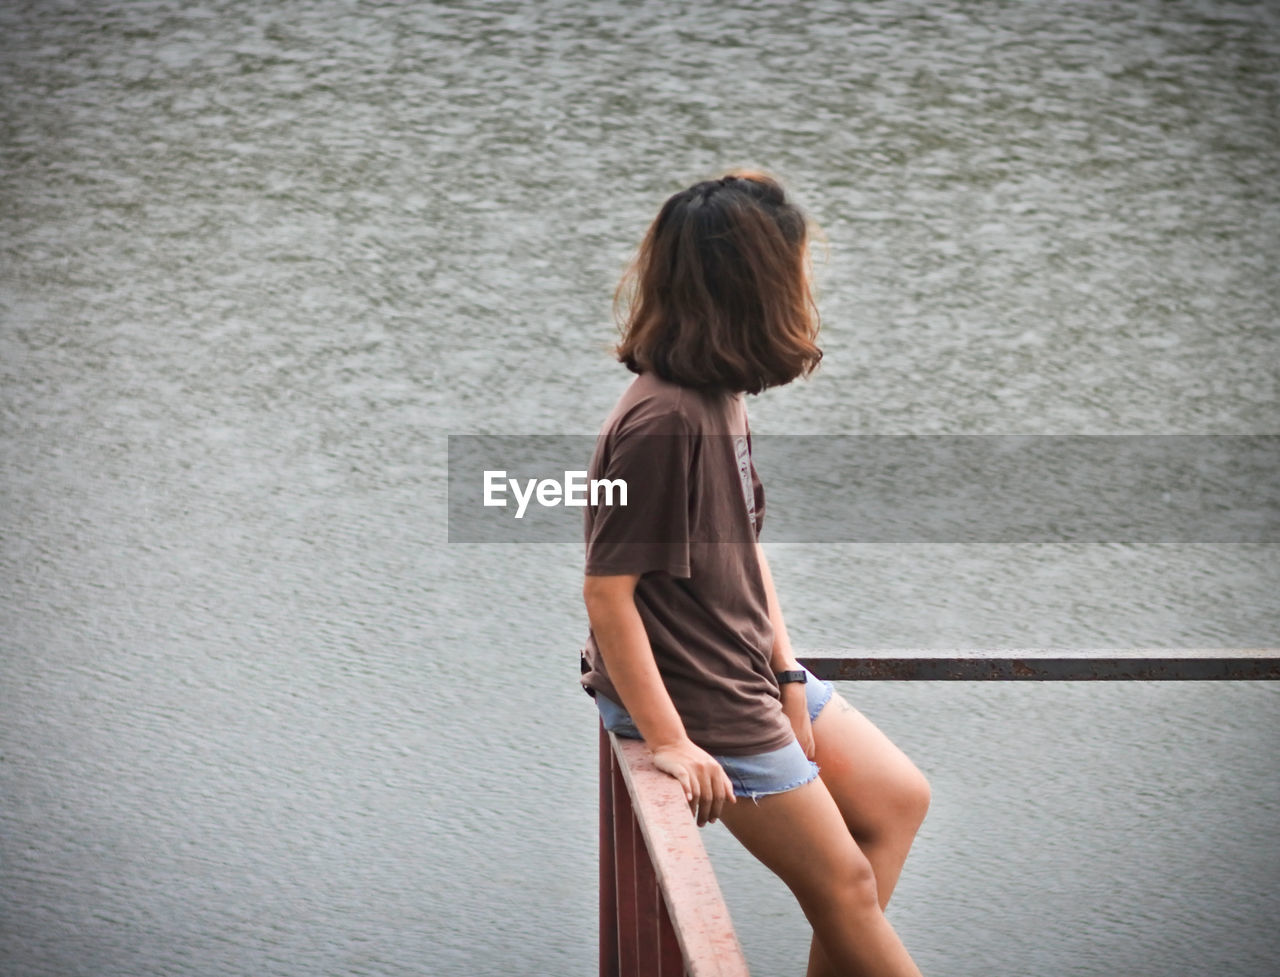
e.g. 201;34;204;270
598;650;1278;975
599;723;750;977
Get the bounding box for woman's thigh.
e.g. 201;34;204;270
811;690;931;841
717;775;877;909
719;777;924;976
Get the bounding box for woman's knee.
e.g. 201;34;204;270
861;766;930;846
899;766;931;830
797;844;881;916
839;849;883;912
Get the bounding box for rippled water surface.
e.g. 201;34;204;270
2;2;1278;975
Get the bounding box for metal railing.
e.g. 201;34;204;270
599;722;750;977
800;649;1280;682
598;649;1279;976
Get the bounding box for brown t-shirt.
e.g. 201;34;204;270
580;372;793;756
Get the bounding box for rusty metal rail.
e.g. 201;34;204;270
599;649;1278;976
798;649;1280;682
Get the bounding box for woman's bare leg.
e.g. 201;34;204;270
814;691;931;905
718;777;924;977
806;690;931;977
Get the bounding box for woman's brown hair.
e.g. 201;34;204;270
614;170;822;394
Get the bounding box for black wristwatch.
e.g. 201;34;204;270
775;669;807;685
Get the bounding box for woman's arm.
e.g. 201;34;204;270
583;573;735;825
756;544;815;758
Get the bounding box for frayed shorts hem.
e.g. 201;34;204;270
595;666;835;801
720;742;820;803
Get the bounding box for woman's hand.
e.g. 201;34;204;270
650;739;736;826
780;682;815;760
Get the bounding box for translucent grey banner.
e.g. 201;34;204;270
447;435;1279;543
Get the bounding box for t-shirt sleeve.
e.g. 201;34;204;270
584;409;693;578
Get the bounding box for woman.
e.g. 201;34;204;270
580;171;930;977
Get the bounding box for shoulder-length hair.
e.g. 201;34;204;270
614;170;822;394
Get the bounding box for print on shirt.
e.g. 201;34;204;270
734;434;755;524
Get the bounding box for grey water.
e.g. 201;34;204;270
1;1;1278;975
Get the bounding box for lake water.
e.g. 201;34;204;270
2;1;1278;975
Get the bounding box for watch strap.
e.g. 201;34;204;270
774;669;807;685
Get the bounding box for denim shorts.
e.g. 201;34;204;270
595;666;835;801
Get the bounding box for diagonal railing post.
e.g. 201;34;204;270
604;731;751;977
